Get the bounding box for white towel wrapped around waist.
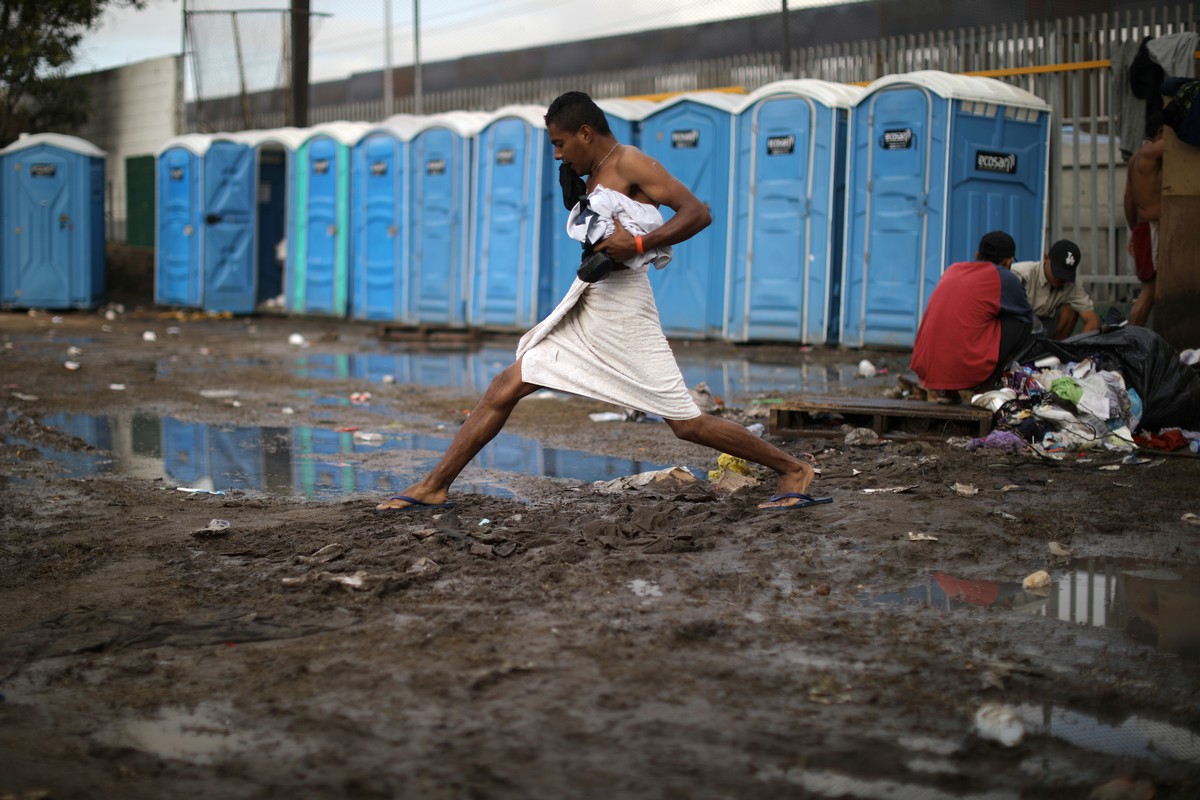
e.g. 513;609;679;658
566;185;672;271
517;269;701;420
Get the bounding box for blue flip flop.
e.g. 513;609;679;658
762;492;833;510
371;494;456;514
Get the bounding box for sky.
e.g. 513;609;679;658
75;0;853;99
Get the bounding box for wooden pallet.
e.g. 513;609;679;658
375;324;480;344
768;394;993;441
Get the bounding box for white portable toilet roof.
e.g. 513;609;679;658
484;104;548;130
155;133;213;158
648;91;744;115
227;127;309;150
737;79;866;113
372;114;429;141
418;111;490;138
303;121;372;146
864;71;1050;111
0;132;106;158
596;98;658;122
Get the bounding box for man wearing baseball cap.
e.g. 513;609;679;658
1010;239;1100;339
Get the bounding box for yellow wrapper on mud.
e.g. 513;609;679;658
707;453;752;482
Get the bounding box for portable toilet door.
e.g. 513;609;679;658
155;134;211;308
350;115;425;322
726;81;864;344
0;133;106;310
638;92;741;339
542;98;658;305
291;122;369;317
469;105;556;331
409;112;487;327
841;71;1050;348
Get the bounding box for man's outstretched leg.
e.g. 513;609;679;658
665;414;817;509
375;361;542;510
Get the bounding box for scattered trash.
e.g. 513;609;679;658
689;382;721;413
589;412;625;422
1121;455;1151;465
745;422;765;437
707;453;752;482
109;384;126;391
478;519;491;526
335;426;359;433
142;331;157;342
66;346;83;357
844;427;883;446
1000;484;1021;492
907;532;938;542
350;392;371;404
12;392;38;401
296;543;346;564
166;326;182;336
1181;513;1200;527
974;703;1025;747
991;510;1019;521
287;333;309;347
192;519;231;539
627;579;663;598
352;432;383;445
857;359;877;378
281;407;295;415
381;374;396;384
1049;541;1072;557
105;309;118;321
951;482;979;496
176;487;226;496
970;388;1017;412
861;485;918;494
406;557;440;578
592;466;699;494
63;361;81;371
199;389;239;399
1099;465;1121;472
1022;570;1051;592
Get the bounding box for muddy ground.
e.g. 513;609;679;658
1;307;1199;800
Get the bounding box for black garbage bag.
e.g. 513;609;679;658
1024;327;1200;432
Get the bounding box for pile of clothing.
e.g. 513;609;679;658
967;327;1200;458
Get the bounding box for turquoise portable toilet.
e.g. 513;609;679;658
726;80;864;344
638;92;741;339
541;98;658;305
155;134;211;308
349;114;426;323
841;71;1051;348
0;133;106;310
469;105;556;331
409;111;487;327
201;127;304;314
290;122;370;317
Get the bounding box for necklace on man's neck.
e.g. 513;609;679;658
591;142;619;177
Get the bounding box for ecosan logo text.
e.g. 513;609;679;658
975;151;1018;174
766;135;795;155
881;129;913;149
671;129;700;148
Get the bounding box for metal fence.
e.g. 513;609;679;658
201;4;1197;305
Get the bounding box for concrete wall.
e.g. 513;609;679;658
75;55;183;242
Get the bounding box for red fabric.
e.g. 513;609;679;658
1130;221;1155;282
910;262;1002;390
1134;429;1187;450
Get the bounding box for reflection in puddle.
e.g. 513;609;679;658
109;703;307;764
1015;703;1200;763
27;411;683;500
862;560;1200;662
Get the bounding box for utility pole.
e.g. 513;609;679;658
383;0;394;116
291;0;310;127
413;0;422;114
780;0;792;79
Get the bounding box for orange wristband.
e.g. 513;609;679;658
635;235;644;255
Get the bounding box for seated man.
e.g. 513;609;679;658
910;231;1035;403
1010;239;1100;339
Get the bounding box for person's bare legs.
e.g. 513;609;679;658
375;361;542;510
1129;279;1156;327
665;414;816;509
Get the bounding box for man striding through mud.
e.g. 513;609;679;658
375;91;820;513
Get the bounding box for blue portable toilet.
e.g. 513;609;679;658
638;92;742;339
289;122;370;318
726;80;864;345
155;134;211;308
408;112;487;327
841;71;1051;348
200;127;305;314
469;105;557;331
596;99;656;148
349;114;425;323
0;133;106;310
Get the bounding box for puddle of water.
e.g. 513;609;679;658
106;702;309;765
862;560;1200;662
289;346;873;405
26;411;687;500
1015;703;1200;763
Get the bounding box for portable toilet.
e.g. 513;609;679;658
540;98;659;305
469;105;557;331
0;133;106;310
349;114;426;323
726;80;864;344
289;121;370;317
841;71;1051;348
201;127;305;314
155;134;212;308
638;92;742;339
408;111;487;327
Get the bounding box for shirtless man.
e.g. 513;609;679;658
375;91;818;512
1125;126;1164;327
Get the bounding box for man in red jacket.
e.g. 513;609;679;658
910;231;1036;403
